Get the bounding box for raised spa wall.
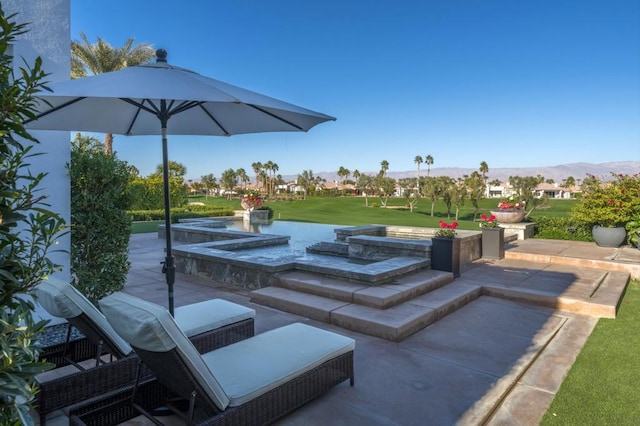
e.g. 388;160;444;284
159;221;492;289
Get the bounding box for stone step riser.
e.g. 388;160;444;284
250;282;481;341
273;270;453;309
505;251;640;280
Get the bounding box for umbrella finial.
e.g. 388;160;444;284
156;49;168;63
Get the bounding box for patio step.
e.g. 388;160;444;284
250;272;480;341
272;269;453;308
481;269;630;318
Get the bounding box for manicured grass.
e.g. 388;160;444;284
182;195;577;230
131;220;163;234
132;196;576;233
541;279;640;425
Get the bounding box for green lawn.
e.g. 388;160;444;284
131;196;640;423
541;279;640;425
132;196;577;233
177;195;576;229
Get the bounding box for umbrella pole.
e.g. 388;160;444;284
160;124;175;316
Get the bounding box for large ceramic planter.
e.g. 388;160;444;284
592;225;626;247
430;237;460;278
490;210;526;224
482;227;505;259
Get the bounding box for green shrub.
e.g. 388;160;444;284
69;144;132;303
128;207;234;222
172;210;233;222
0;8;66;423
571;173;640;228
129;175;188;210
534;216;592;241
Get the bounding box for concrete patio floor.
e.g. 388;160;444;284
42;233;639;426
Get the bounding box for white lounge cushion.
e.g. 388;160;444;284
99;292;231;410
202;322;355;407
174;299;255;337
36;276;133;356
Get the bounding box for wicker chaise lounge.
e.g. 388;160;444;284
34;277;256;425
74;291;355;426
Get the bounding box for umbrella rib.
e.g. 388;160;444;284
196;104;230;135
170;100;202;115
28;97;86;122
247;104;305;131
120;98;162;134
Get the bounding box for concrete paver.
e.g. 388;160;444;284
39;234;634;425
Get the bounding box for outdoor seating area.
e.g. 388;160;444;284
77;292;355;425
34;277;256;425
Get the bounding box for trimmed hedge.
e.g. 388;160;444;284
534;216;593;241
128;207;234;222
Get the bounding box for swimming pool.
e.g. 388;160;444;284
224;221;341;259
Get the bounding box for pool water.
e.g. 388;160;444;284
225;221;341;259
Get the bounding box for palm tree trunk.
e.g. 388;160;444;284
104;133;114;155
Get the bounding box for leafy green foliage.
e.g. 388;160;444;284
571;173;640;228
0;7;66;424
128;175;188;210
533;217;592;241
69;143;132;303
625;217;640;247
128;206;233;222
1;299;54;425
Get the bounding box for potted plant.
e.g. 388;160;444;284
431;220;460;277
241;192;263;211
490;195;526;223
480;214;504;259
571;173;640;247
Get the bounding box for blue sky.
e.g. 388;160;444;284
70;0;640;180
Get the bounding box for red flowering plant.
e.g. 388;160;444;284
435;220;458;238
241;191;263;210
571;173;640;228
496;195;526;212
479;214;499;228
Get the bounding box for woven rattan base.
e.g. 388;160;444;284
36;318;254;425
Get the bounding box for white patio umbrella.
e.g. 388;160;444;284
27;49;335;315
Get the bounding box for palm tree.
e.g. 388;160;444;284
71;33;155;155
379;160;389;177
251;162;263;192
236;168;249;190
414;155;423;192
264;161;274;195
479;161;489;197
200;173;217;198
154;160;186;178
425;155;434;177
352;169;361;195
337;166;350;185
270;162;279;195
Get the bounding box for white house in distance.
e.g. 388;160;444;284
488;181;577;200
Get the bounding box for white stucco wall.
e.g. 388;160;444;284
5;0;71;279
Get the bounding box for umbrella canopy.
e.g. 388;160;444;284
27;49;335;314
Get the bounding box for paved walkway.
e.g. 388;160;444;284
44;235;638;425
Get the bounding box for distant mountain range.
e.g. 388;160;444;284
290;161;640;184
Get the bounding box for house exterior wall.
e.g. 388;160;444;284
5;0;71;279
